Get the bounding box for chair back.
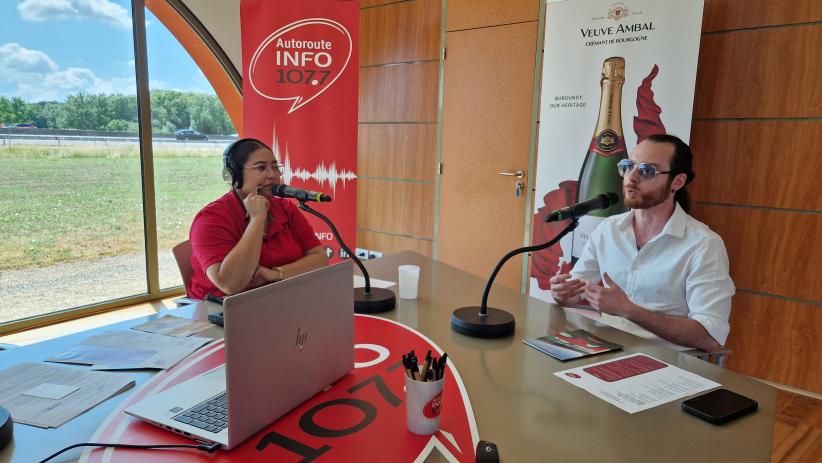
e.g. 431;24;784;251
681;347;732;368
172;240;194;297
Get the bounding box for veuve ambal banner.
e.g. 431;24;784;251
241;0;359;263
530;0;704;300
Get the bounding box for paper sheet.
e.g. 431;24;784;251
555;353;720;413
0;362;134;428
130;314;213;337
46;330;212;370
22;383;80;400
353;275;395;289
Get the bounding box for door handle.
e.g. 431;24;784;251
499;170;525;179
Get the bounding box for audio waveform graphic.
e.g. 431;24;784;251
271;127;357;194
281;153;357;193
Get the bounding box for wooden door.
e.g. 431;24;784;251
438;22;538;289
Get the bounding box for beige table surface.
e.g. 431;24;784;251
0;251;775;462
364;252;775;463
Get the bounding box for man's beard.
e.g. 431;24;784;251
624;181;671;209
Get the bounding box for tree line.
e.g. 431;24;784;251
0;90;234;135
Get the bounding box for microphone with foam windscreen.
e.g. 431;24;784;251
544;192;619;223
272;184;332;202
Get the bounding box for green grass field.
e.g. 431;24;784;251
0;144;228;270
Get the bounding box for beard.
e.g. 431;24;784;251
623;181;671;209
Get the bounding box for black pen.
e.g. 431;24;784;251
410;356;420;381
402;354;411;378
439;353;448;380
420;351;432;382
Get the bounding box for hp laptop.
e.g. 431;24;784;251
126;262;354;449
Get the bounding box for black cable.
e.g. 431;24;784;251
39;441;220;463
204;291;224;305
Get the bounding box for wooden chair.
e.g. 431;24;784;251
171;240;194;299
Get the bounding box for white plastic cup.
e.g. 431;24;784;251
398;265;420;299
405;375;444;435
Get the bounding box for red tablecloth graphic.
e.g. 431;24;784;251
82;315;479;462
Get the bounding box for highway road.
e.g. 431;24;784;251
0;132;234;150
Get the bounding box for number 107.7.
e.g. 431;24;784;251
276;69;332;86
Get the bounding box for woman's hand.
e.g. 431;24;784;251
243;187;269;220
246;265;271;289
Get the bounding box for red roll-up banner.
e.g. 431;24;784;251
241;0;359;263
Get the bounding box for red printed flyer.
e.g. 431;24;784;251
555;353;720;414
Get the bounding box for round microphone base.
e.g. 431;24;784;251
0;406;12;450
354;287;396;314
451;307;516;338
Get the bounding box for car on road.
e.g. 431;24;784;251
15;123;38;129
175;129;208;140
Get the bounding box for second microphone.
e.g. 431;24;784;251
544;192;619;223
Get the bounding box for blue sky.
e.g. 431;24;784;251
0;0;214;102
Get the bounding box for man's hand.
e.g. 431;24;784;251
550;261;586;302
584;272;637;317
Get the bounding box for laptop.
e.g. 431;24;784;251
125;262;354;449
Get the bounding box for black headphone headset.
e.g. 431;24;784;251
222;138;266;189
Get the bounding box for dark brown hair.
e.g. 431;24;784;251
645;133;695;212
222;138;270;189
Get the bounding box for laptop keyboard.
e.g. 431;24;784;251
172;391;228;434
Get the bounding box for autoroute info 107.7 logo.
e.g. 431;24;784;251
249;18;352;114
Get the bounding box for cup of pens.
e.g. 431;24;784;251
402;350;447;435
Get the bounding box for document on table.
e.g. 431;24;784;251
130;314;213;337
0;362;135;428
555;353;720;413
45;330;212;370
354;275;395;289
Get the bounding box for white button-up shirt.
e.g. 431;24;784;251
571;203;735;347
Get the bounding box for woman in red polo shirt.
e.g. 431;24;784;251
187;138;328;299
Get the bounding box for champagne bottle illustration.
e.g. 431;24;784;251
569;57;629;264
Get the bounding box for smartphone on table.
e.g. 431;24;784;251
682;388;758;425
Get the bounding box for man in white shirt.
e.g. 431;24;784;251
550;134;734;352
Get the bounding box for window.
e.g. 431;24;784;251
144;7;235;290
0;0;147;324
0;0;239;331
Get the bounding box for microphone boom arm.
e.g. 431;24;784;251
297;202;372;293
480;217;579;313
451;215;580;338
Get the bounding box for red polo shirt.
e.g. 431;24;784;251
188;191;322;299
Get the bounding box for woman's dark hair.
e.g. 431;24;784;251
644;133;695;212
222;138;270;189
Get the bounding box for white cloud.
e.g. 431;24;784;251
0;42;135;101
17;0;132;30
0;42;58;73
